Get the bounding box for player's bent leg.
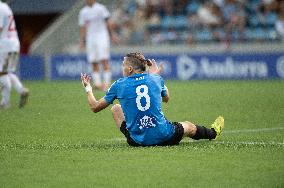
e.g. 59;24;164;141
111;104;125;129
8;73;29;108
181;117;224;140
9;73;26;94
180;121;197;137
91;63;103;90
7;52;19;72
101;59;110;71
111;104;140;147
0;75;12;109
101;59;112;91
19;88;29;108
92;62;100;72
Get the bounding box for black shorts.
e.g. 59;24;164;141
120;121;184;147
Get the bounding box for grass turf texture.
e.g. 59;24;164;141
0;80;283;188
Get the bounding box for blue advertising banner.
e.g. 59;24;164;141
173;53;284;80
19;55;45;80
50;54;88;80
50;53;284;80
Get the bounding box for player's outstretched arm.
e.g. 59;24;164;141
79;26;86;50
148;59;163;75
81;73;109;113
162;86;170;103
147;59;170;103
106;19;119;45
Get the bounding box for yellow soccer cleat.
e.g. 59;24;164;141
211;116;224;139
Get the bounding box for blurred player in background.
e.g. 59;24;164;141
0;0;29;109
79;0;118;91
81;52;224;147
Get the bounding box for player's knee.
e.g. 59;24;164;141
4;82;11;90
182;121;197;137
2;79;12;90
184;121;194;127
92;63;99;71
102;62;110;70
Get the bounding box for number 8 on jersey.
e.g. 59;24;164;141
136;85;150;111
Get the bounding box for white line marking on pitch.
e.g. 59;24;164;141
223;127;284;134
213;141;284;146
107;127;284;146
187;140;284;146
108;139;284;146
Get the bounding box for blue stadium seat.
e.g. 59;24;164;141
253;28;266;40
247;0;260;13
131;0;280;43
160;16;176;29
174;16;188;29
265;12;278;26
186;0;200;15
194;28;213;41
248;14;260;27
231;29;241;41
265;28;278;40
244;28;255;40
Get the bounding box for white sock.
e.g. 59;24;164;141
7;52;19;72
0;75;11;106
103;71;112;85
8;73;26;94
92;72;102;86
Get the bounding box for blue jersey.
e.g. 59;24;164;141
104;73;175;145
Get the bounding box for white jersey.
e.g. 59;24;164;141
0;2;20;53
78;2;110;42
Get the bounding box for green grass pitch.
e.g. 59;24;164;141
0;80;283;187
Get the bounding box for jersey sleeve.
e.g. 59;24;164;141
104;81;118;104
160;76;167;97
102;5;110;19
78;10;85;26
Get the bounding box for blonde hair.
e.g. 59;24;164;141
125;52;152;72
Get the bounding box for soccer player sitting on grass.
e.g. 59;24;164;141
81;52;224;146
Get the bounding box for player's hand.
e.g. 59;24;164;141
81;73;91;87
148;59;163;75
